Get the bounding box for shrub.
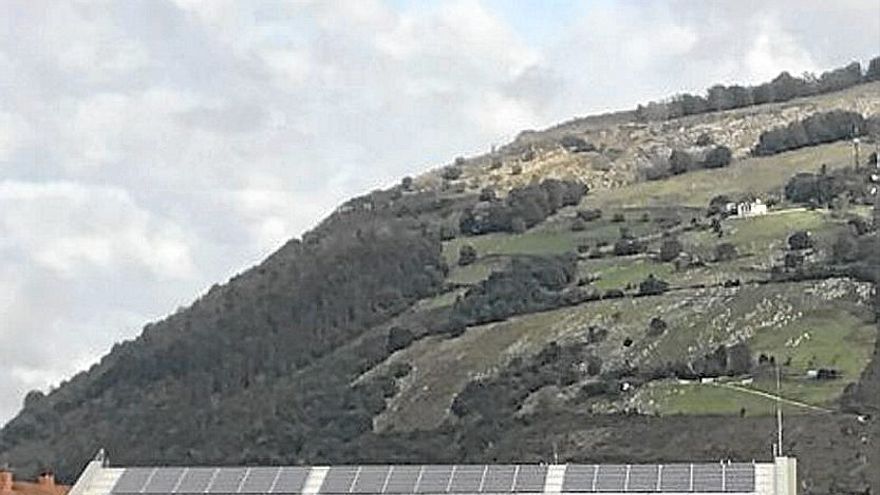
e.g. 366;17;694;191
442;166;462;180
658;238;683;262
669;150;696;175
401;176;413;190
571;218;588;232
788;230;813;250
647;317;668;337
560;135;596;153
387;327;415;353
754;110;865;156
611;212;626;223
703;146;732;169
639;274;670;295
454;156;466;166
707;195;733;216
510;164;523;175
614;238;645;256
490;158;503;170
479;187;496;202
576;209;602;222
458;244;478;266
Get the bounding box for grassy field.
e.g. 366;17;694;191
581;141;853;210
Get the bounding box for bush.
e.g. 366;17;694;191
454;156;466;166
510;164;523;175
387;327;415;353
754;110;865;156
639;274;669;296
614;238;645;256
479;187;496;202
459;180;588;235
560;135;596;153
401;176;413;190
576;209;602;222
669;150;696;175
707;194;732;216
647;317;667;337
442;166;462;180
571;218;587;232
788;230;813;250
458;244;478;266
658;238;682;262
703;146;732;169
611;212;626;223
490;158;503;170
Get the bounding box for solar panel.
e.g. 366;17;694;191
658;465;690;492
320;467;359;494
692;465;723;492
350;466;390;494
207;468;247;493
448;465;484;493
512;465;546;492
177;468;216;493
723;464;754;493
113;468;155;493
383;466;420;494
625;465;658;492
239;468;280;493
271;467;310;493
561;465;596;492
594;465;626;492
412;466;450;494
481;465;516;493
143;468;185;493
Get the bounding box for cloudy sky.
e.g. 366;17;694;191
0;0;878;425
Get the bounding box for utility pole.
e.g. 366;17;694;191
853;137;860;170
775;364;783;456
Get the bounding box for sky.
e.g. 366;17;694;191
0;0;878;425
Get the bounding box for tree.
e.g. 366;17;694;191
401;176;413;190
866;56;880;81
703;146;732;169
788;230;813;250
458;244;478;266
659;238;683;262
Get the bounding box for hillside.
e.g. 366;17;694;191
2;61;880;495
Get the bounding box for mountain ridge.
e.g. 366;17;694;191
2;58;880;495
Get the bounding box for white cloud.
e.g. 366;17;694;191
0;181;195;279
745;15;817;81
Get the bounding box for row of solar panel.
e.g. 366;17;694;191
560;465;754;493
111;464;754;494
